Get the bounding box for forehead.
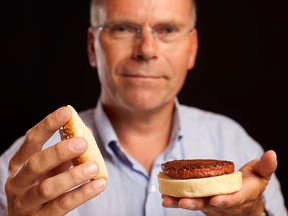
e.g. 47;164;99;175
95;0;192;24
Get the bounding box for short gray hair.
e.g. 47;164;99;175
90;0;197;28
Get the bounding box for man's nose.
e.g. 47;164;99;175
132;29;158;61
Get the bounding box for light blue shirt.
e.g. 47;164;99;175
0;100;287;216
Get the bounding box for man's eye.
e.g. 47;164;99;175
110;24;135;33
158;25;178;35
110;25;126;32
164;26;176;33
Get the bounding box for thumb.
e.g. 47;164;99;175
254;150;278;181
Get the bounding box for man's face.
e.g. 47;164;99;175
88;0;198;113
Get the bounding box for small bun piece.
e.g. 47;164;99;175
157;159;242;198
59;105;108;180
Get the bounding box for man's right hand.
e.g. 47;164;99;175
5;107;106;216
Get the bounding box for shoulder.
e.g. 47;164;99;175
178;104;264;165
79;107;95;118
179;104;241;127
178;104;253;141
78;107;96;128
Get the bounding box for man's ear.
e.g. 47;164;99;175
187;28;198;70
87;27;97;68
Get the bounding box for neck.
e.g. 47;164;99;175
103;102;175;173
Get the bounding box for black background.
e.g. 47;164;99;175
1;0;287;208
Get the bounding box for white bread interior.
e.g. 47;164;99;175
59;105;108;180
157;171;242;198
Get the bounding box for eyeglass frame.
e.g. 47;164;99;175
91;22;194;43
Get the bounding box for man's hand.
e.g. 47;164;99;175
161;150;277;216
5;107;106;216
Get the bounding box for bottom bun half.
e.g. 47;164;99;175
157;171;242;198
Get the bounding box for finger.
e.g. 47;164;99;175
208;151;277;208
178;197;210;210
43;161;73;179
18;161;100;212
10;137;88;189
209;191;243;209
9;107;72;171
161;195;180;208
39;176;106;215
162;195;210;211
208;193;265;215
254;150;277;181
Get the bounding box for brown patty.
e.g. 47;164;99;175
161;159;234;179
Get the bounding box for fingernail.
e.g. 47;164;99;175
170;201;179;208
184;203;196;210
70;138;86;151
84;162;98;175
56;107;69;120
212;202;224;207
93;178;106;190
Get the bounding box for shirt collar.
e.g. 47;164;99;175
94;98;184;163
162;98;184;161
94;100;118;148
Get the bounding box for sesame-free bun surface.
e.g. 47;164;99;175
157;171;242;198
59;105;108;180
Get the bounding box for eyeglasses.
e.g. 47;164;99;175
92;22;194;43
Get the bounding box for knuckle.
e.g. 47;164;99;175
13;197;26;213
68;163;92;183
14;199;22;210
79;185;89;199
43;118;52;130
81;182;95;197
53;143;65;161
66;168;81;185
42;114;58;131
40;207;63;216
4;179;14;195
8;152;18;172
8;157;18;172
58;194;73;211
24;128;35;143
38;179;54;199
25;155;41;175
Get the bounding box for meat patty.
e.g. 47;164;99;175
161;159;234;179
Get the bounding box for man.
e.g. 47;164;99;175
0;0;287;215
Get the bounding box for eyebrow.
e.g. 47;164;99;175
99;19;187;28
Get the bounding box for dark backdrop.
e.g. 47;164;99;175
1;0;287;208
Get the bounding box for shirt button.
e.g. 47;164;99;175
149;184;157;193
